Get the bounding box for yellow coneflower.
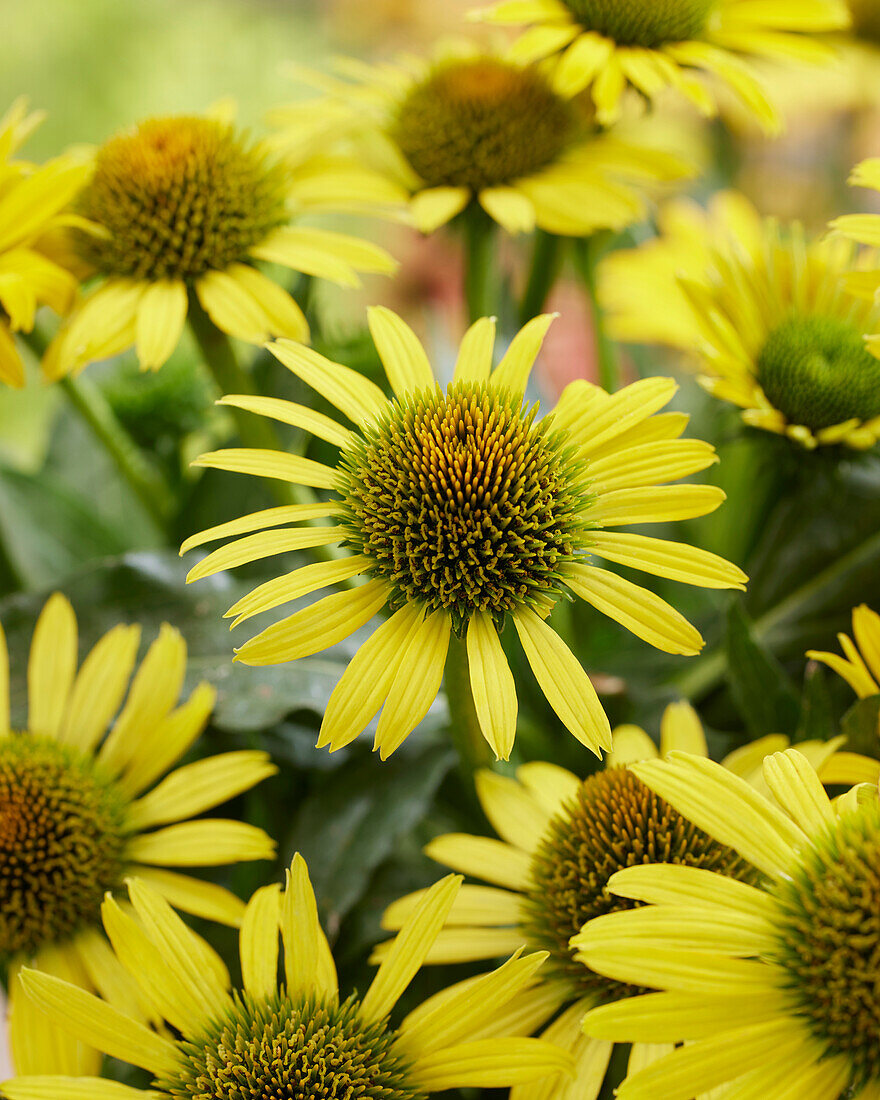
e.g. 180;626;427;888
575;749;879;1099
182;309;745;761
808;603;880;702
469;0;848;130
602;191;880;450
3;856;574;1099
374;702;871;1099
270;46;693;237
44;109;400;377
0;593;276;1075
0;98;90;387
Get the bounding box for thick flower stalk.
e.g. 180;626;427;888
2;856;573;1099
270;46;693;237
470;0;848;130
183;309;745;761
375;703;870;1099
601;191;880;450
0;98;90;386
0;594;276;1075
44;109;399;376
576;749;879;1098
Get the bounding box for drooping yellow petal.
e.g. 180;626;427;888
588;532;747;590
479;186;536;235
216;395;353;448
180;503;343;557
410;186;471;233
27;593;77;740
185;526;346;583
134;280;187;371
225;263;310;341
466;612;518;761
195;267;273;343
226;555;371;629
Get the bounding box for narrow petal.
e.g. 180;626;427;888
227;555;371;628
467;612;518;761
515;761;581;816
9;954;99;1075
216;395;352;448
605;864;778;919
660;701;707;757
134;280;187;370
125;819;275;865
479;186;536;235
410;1037;573;1091
565;564;704;656
57;626;140;752
360;875;462;1022
424;833;532;891
195;268;272;343
491;314;557;395
588;531;747;590
240;884;281;1001
27;593;77;739
453;317;496;383
226;264;309;341
1;1080;158;1100
382;883;523;931
410;186;470;233
588;485;726;526
761;749;834;834
282;854;338;1002
268;339;386;424
513;608;612;755
185;526;345;583
251;225;396;285
475;770;550;853
129;867;245;927
191;447;338;490
368;305;434;397
180;503;342;556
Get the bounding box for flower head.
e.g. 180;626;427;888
0;99;90;387
469;0;848;130
3;856;573;1099
0;593;276;1075
183;309;745;761
602;191;880;449
576;749;880;1098
271;48;693;237
45;109;399;376
375;703;867;1098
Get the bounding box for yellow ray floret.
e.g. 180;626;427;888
183;309;745;762
0;593;276;1076
575;749;879;1098
470;0;848;131
43;109;401;378
373;702;869;1100
269;45;694;238
2;855;574;1099
602;190;880;450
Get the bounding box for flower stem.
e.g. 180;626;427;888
445;633;494;780
573;235;619;393
462;206;500;324
186;294;312;508
519;230;564;326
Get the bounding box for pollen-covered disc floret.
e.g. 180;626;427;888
391;59;574;192
526;767;754;1002
338;382;593;628
773;800;880;1089
166;991;420;1100
76;116;288;281
756;315;880;432
563;0;716;46
0;735;127;958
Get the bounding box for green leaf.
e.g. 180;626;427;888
841;695;880;758
725;601;800;738
797;661;835;744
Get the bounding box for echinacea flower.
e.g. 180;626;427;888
375;702;869;1100
0;98;90;387
470;0;848;130
0;593;276;1075
44;110;399;376
575;749;879;1099
271;47;693;237
3;856;573;1099
602;191;880;450
183;309;745;761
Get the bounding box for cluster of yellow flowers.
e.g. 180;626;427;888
1;1;879;1098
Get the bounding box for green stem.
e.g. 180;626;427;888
59;374;173;528
674;528;880;702
187;295;312;508
519;230;564;326
462;206;499;324
573;236;619;393
445;634;494;780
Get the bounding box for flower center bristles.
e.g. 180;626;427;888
528;767;756;1002
392;58;575;192
75;116;288;281
338;382;593;633
165;991;422;1100
0;735;128;959
563;0;716;46
756;315;880;432
774;800;880;1089
849;0;880;46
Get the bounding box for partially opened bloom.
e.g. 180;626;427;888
576;749;880;1099
183;309;745;761
469;0;847;129
0;99;90;387
45;110;399;376
0;593;276;1075
375;702;868;1100
3;857;573;1099
271;48;693;236
602;191;880;449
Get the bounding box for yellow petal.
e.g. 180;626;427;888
125;819;275;865
410;186;471;233
368;305;434;397
56;625;141;753
491;314;557;395
240;883;281;1001
216;395;352;448
134;280;187;371
227;555;370;629
27;593;77;740
191;447;338;490
467;613;518;761
453;317;496;383
588;531;746;590
410;1037;574;1091
185;526;345;583
268;339;386;424
479;187;536;235
281;853;338;1001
